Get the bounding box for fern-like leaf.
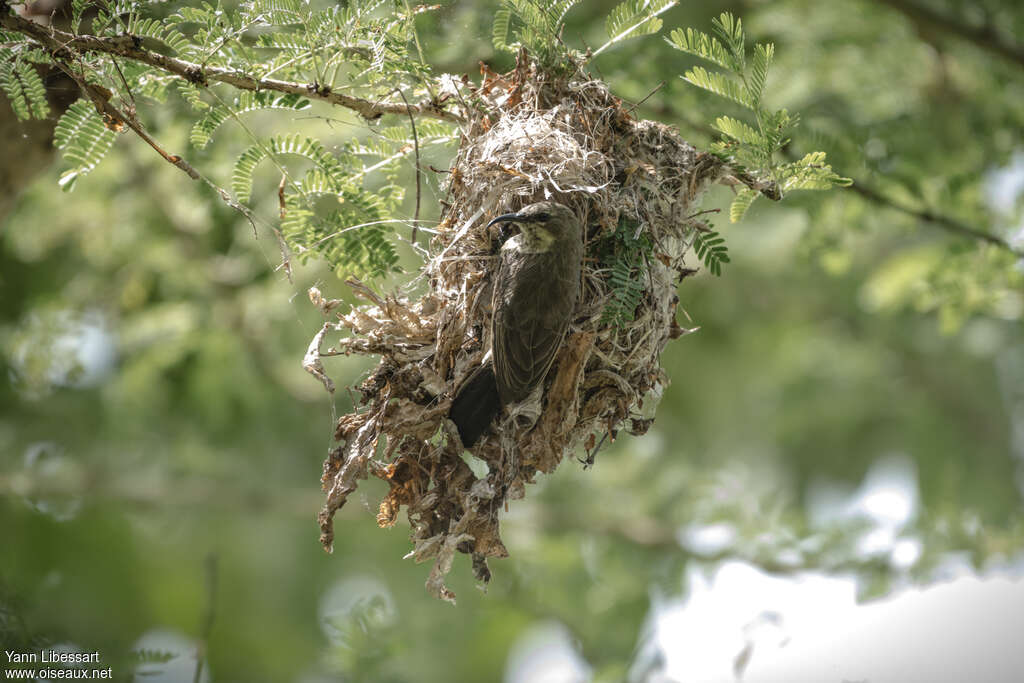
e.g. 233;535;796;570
129;17;190;55
710;11;745;69
0;52;49;121
249;0;307;22
713;115;761;145
232;134;344;203
71;0;89;32
682;65;753;109
749;42;774;104
232;147;268;204
53;100;118;191
595;0;677;56
692;228;731;274
597;218;654;327
0;53;29;121
176;81;210;111
295;168;341;196
781;152;852;192
191;93;310;148
665;27;731;70
492;4;512;51
17;61;48;120
281;188;399;280
728;189;758;223
602;256;647;326
670;10;819;215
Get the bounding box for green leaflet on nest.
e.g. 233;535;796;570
692;228;730;276
598;219;654;328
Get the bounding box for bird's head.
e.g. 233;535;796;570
487;202;579;251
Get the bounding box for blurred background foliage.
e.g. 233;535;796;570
1;0;1023;681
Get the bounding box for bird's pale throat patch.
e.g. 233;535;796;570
504;224;555;253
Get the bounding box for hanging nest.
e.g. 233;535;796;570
308;52;730;602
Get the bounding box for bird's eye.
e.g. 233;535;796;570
535;212;551;222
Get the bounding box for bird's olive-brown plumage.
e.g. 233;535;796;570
449;202;583;446
492;202;582;404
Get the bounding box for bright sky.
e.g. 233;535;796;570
645;563;1024;683
508;455;1024;683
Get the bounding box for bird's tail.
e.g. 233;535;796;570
449;364;501;447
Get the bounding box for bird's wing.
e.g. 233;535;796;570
492;253;571;405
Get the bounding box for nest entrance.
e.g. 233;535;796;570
312;55;722;602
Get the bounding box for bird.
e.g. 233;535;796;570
449;201;583;447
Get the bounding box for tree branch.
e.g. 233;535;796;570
0;5;464;123
653;104;1022;257
874;0;1024;69
56;60;202;178
49;58;261;236
848;180;1023;257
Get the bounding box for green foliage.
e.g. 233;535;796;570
70;0;88;33
492;0;582;63
597;218;653;327
229;133;403;279
231;134;343;204
691;227;730;276
16;0;456;281
175;81;211;112
125;13;190;55
668;12;851;222
594;0;678;56
222;108;452;279
5;0;843;286
281;187;401;281
0;49;49;121
52;100;118;192
493;0;677;63
727;188;758;223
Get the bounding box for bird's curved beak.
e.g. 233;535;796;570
487;212;525;227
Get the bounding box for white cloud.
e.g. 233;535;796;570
648;562;1024;683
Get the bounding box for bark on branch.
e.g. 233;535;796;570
0;5;464;123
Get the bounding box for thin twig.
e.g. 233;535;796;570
686;208;721;221
626;80;665;114
55;60;260;236
731;168;781;201
873;0;1024;69
109;57;135;112
0;6;463;123
275;174;294;282
278;174;288;221
395;88;422;245
848;181;1023;256
590;0;679;58
580;429;609;468
305;218;435;251
193;553;218;683
54;60;200;178
651;101;1022;257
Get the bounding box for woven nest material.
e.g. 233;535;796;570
309;54;725;602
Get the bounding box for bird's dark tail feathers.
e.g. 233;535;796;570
449;364;501;447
